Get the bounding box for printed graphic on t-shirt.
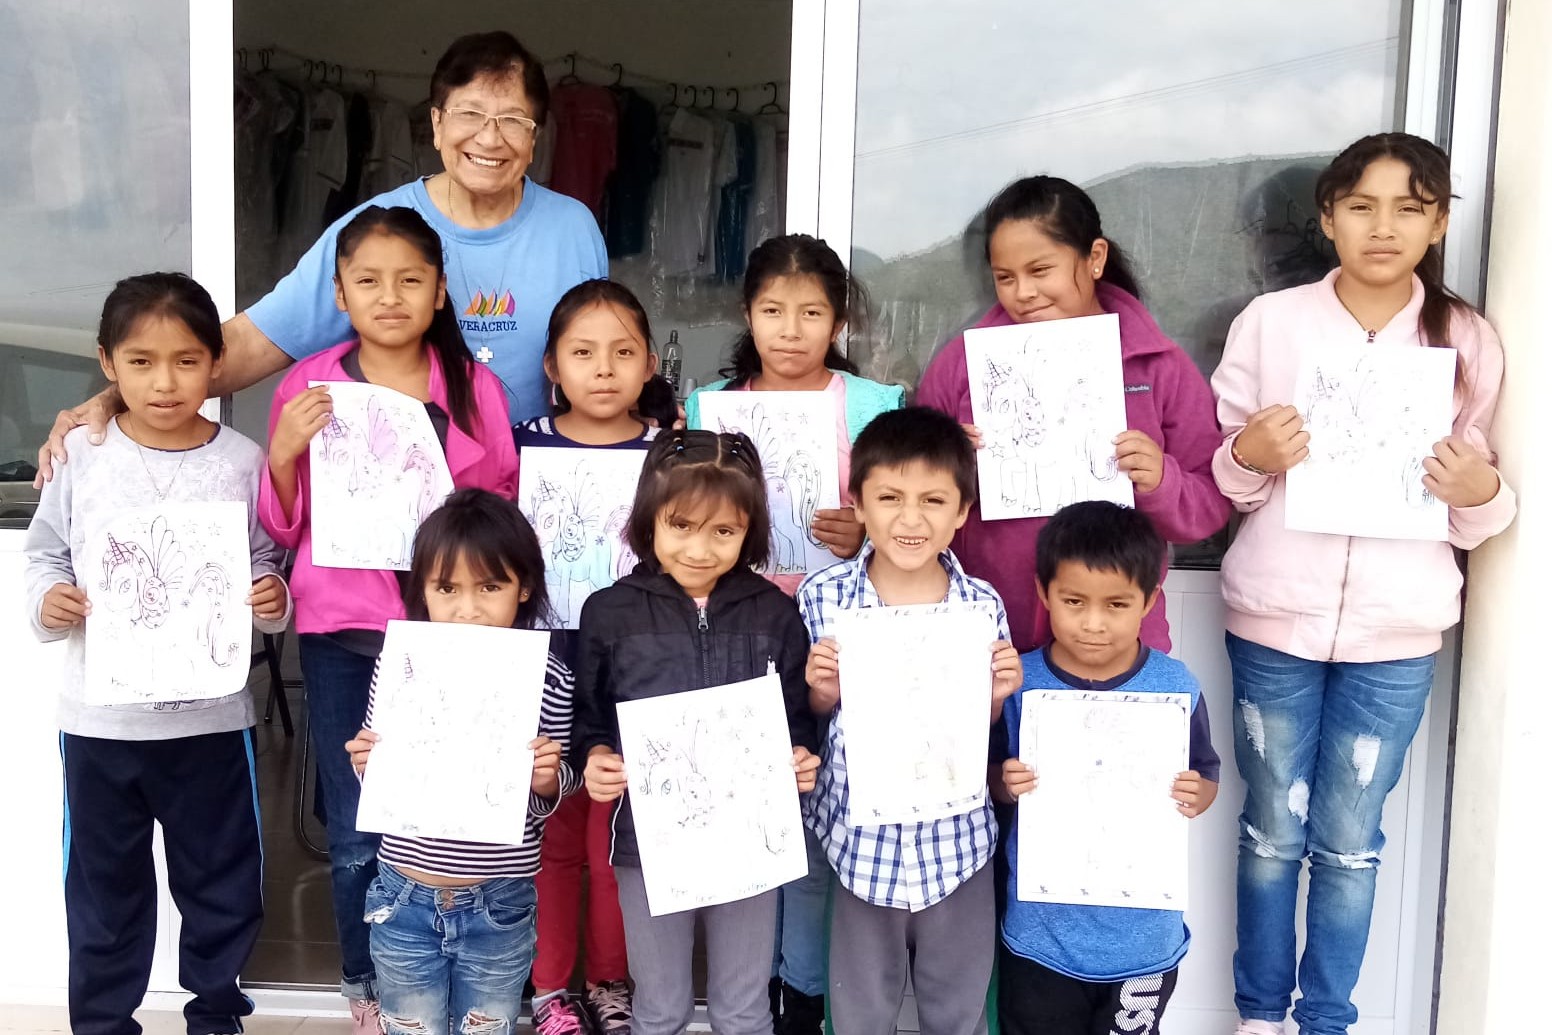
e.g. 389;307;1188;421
460;287;522;340
464;290;517;317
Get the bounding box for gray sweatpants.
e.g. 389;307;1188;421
616;864;779;1035
828;863;995;1035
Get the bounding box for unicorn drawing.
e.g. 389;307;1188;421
529;466;619;625
637;725;714;829
99;516;185;630
720;404;827;574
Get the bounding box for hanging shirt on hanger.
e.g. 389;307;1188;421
277;86;348;271
548;82;618;221
360;97;416;199
716;118;756;281
693;115;739;279
652;106;716;275
604;87;662;258
321;91;373;226
745;116;782;257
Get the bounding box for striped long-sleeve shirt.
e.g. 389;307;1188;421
362;646;581;879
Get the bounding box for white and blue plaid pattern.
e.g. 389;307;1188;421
796;545;1008;911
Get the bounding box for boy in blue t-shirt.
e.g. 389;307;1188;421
994;501;1219;1035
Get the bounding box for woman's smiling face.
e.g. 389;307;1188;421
431;70;538;200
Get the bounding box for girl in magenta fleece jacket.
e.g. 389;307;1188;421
917;175;1230;653
258;206;517;1019
1211;134;1515;1035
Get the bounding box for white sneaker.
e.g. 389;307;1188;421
1234;1020;1286;1035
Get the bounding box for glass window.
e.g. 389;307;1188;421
846;0;1410;565
0;1;191;520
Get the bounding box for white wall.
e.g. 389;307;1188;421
1436;0;1552;1028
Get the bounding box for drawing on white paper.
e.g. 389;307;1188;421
695;392;841;575
636;724;716;828
1017;689;1189;910
310;381;455;571
616;674;807;915
965;314;1133;520
833;603;998;824
84;501;252;706
356;621;550;845
518;446;648;629
1286;343;1457;540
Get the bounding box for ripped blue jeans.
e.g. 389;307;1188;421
366;862;537;1035
1225;633;1434;1035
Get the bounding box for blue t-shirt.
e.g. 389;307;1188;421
1000;647;1213;982
247;177;607;424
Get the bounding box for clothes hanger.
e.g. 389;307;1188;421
610;63;625;89
557;53;581;86
757;82;785;115
698;85;714;109
724;88;740;112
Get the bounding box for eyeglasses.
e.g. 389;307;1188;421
440;107;538;141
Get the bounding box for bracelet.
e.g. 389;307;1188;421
1232;443;1271;477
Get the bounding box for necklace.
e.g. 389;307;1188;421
445;175;520;229
125;415;189;502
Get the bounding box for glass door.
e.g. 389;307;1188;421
0;0;233;998
809;3;1469;1034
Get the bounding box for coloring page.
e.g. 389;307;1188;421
1285;343;1457;541
694;392;842;575
356;620;549;845
833;603;998;825
309;381;455;571
517;446;648;629
616;674;807;916
82;501;252;707
964;314;1133;520
1017;689;1190;910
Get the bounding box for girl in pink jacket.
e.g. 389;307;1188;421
1212;134;1515;1035
917;175;1230;653
258;206;517;1026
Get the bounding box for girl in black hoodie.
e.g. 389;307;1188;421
573;429;820;1035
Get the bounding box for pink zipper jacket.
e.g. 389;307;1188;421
917;283;1231;653
258;340;519;635
1211;269;1516;663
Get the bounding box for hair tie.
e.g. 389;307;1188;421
726;438;741;457
673;436;686;454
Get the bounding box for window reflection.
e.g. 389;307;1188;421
848;0;1407;565
0;1;191;493
849;0;1403;384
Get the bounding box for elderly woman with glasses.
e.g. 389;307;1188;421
38;30;604;464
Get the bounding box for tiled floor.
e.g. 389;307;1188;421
246;654;341;988
0;1006;348;1035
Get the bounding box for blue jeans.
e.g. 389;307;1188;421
367;863;537;1035
298;634;382;999
771;826;831;996
1226;633;1434;1035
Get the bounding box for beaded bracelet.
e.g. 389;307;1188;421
1231;443;1271;477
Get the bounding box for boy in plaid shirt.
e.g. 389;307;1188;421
798;408;1023;1035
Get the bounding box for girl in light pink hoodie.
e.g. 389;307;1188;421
1211;133;1515;1035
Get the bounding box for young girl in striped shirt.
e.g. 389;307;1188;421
345;489;580;1035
